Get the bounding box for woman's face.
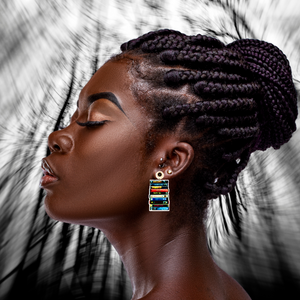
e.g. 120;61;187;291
41;60;152;225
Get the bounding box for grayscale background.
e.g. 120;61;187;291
1;1;300;299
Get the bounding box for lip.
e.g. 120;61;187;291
40;158;59;187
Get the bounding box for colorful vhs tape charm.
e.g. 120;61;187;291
148;179;170;211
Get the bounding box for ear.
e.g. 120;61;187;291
153;141;194;179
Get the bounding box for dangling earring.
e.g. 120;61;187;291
149;170;170;211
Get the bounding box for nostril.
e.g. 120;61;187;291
48;132;73;154
53;144;61;151
48;144;61;153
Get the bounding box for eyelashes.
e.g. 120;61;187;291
58;120;109;130
76;120;109;127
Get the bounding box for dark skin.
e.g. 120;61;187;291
42;60;251;300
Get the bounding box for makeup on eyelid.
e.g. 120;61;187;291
60;99;116;130
76;92;126;115
76;120;109;127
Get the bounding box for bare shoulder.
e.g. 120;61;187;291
136;274;251;300
135;267;251;300
219;268;252;300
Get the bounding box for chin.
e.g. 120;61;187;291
44;196;91;225
44;201;64;222
44;195;71;223
44;206;80;224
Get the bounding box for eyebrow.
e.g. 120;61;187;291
77;92;126;115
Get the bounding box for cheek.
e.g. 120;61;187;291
45;125;149;222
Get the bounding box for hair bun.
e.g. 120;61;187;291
227;39;298;151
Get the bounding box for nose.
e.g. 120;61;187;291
48;130;74;153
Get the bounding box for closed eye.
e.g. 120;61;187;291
76;120;109;127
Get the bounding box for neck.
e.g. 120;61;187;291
90;207;219;299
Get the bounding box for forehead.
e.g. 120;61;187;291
79;60;146;129
80;60;131;103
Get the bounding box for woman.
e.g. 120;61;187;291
40;29;298;299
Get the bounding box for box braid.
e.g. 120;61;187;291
119;29;297;200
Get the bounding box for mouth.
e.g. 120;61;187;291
40;158;59;187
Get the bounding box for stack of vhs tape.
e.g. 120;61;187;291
148;179;170;211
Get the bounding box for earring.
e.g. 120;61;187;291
167;169;172;174
155;171;164;179
158;158;165;168
148;171;170;212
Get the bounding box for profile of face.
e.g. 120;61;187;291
41;61;154;226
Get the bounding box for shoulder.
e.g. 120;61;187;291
135;267;251;300
220;268;252;300
136;275;251;300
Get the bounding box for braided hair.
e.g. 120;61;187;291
117;29;297;204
